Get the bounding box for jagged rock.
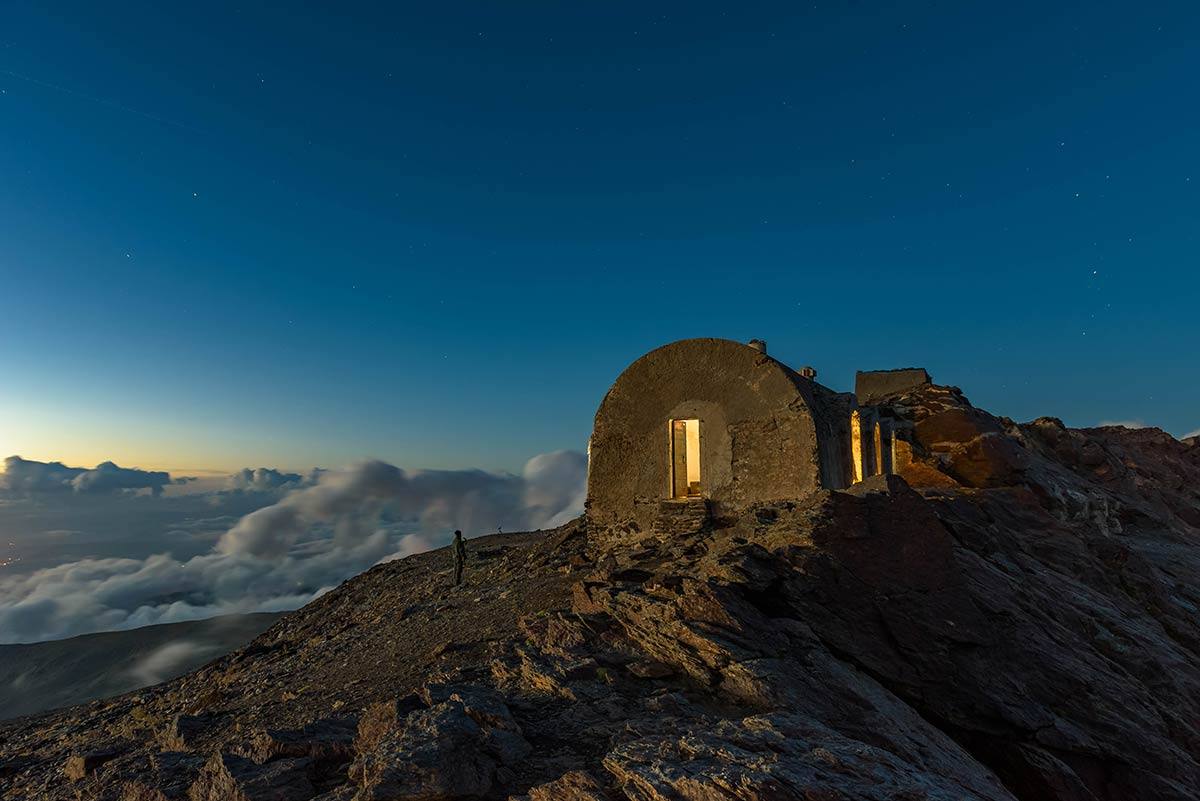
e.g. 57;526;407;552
894;438;961;488
429;685;532;766
914;406;1003;449
625;660;674;679
157;714;213;752
308;788;356;801
63;746;124;781
119;752;206;801
233;716;356;765
490;645;599;701
353;689;531;800
945;430;1031;487
517;613;588;657
519;770;611;800
0;753;32;776
188;751;315;801
604;713;1012;800
354;695;426;757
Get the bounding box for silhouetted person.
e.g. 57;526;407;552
452;530;466;586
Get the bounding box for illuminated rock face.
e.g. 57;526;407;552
585;338;853;536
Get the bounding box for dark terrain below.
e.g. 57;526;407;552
1;383;1198;800
0;614;282;720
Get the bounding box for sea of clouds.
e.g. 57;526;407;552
0;451;586;644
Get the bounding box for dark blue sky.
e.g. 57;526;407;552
2;1;1197;472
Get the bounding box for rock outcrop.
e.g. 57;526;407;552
2;384;1198;800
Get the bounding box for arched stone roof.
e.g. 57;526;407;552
586;338;847;533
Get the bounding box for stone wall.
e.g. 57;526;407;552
586;338;832;536
805;381;856;491
854;368;932;405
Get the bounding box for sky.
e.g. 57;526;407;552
2;1;1198;476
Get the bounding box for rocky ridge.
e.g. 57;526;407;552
2;383;1198;800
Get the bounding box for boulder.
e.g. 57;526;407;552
522;770;611;801
353;688;531;800
63;746;124;781
187;751;315;801
354;695;425;755
158;714;214;752
234;716;356;765
119;752;205;801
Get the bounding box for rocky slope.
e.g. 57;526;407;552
0;614;282;720
1;384;1198;800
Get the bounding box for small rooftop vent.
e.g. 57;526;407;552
748;339;767;354
798;366;817;379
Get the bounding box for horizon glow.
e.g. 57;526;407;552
2;2;1196;473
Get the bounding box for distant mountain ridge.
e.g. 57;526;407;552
0;613;281;720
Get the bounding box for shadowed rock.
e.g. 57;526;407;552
188;752;315;801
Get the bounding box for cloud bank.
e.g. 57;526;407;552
0;456;179;496
225;468;306;492
0;451;586;643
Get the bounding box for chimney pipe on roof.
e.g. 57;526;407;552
748;339;767;354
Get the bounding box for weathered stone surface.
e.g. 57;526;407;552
354;696;424;758
157;714;214;752
587;338;849;536
63;746;124;781
914;406;1003;449
606;713;1009;800
944;430;1031;487
651;499;710;540
187;751;314;801
893;437;961;488
233;717;356;766
517;613;588;658
353;689;530;800
521;770;610;800
119;752;206;801
308;788;356;801
855;367;932;404
625;660;674;679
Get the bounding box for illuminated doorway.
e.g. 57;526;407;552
850;410;864;483
669;419;702;498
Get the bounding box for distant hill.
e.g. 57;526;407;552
0;613;281;720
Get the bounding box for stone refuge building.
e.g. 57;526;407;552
585;338;931;537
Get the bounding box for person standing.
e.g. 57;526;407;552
452;530;467;586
